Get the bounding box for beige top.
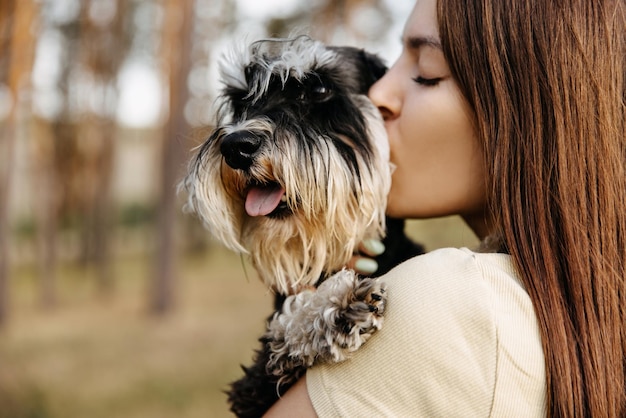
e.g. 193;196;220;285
307;247;547;417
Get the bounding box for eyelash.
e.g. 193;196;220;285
413;76;442;86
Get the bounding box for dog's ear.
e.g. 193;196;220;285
329;46;387;93
351;49;388;93
358;49;388;84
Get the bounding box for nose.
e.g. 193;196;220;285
220;130;263;170
368;65;401;121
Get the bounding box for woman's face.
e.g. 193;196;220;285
370;0;489;237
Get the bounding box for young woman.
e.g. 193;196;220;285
267;0;626;416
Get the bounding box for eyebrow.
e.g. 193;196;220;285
404;36;443;51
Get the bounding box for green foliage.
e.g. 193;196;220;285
118;203;156;229
12;218;36;239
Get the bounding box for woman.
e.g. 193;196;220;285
267;0;626;416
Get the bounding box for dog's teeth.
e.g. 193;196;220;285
280;195;287;202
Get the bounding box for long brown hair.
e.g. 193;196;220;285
438;0;626;416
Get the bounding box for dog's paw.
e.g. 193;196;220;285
321;273;387;361
265;270;387;380
338;276;386;332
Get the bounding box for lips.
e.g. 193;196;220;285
244;182;287;217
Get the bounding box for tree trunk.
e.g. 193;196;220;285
77;0;128;296
0;0;16;328
149;0;193;315
0;0;38;323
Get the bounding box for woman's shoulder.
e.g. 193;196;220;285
307;247;546;417
378;248;530;385
384;247;530;318
386;246;519;291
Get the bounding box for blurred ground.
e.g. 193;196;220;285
1;244;270;418
0;216;477;418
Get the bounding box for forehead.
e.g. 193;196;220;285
403;0;439;43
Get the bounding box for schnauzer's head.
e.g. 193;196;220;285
183;36;390;294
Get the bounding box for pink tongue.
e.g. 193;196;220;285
245;185;286;217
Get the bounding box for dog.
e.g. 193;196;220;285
182;36;423;417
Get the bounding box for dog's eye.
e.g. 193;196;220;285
310;84;333;102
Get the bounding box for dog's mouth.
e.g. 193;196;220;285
244;181;290;218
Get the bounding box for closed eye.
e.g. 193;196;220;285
412;76;442;87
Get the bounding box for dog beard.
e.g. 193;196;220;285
183;36;391;294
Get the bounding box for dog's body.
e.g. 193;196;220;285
183;36;423;417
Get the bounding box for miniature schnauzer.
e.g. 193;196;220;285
182;35;423;417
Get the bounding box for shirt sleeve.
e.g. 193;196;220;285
306;247;545;417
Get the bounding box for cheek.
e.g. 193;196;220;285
386;87;485;218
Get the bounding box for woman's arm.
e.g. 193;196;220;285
264;378;317;417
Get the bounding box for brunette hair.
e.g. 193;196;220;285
438;0;626;416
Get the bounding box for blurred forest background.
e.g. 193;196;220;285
0;0;478;417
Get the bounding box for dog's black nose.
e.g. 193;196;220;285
220;131;262;170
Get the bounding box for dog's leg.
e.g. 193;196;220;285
227;334;303;418
265;270;386;381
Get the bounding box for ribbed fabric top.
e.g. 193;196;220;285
307;247;546;417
